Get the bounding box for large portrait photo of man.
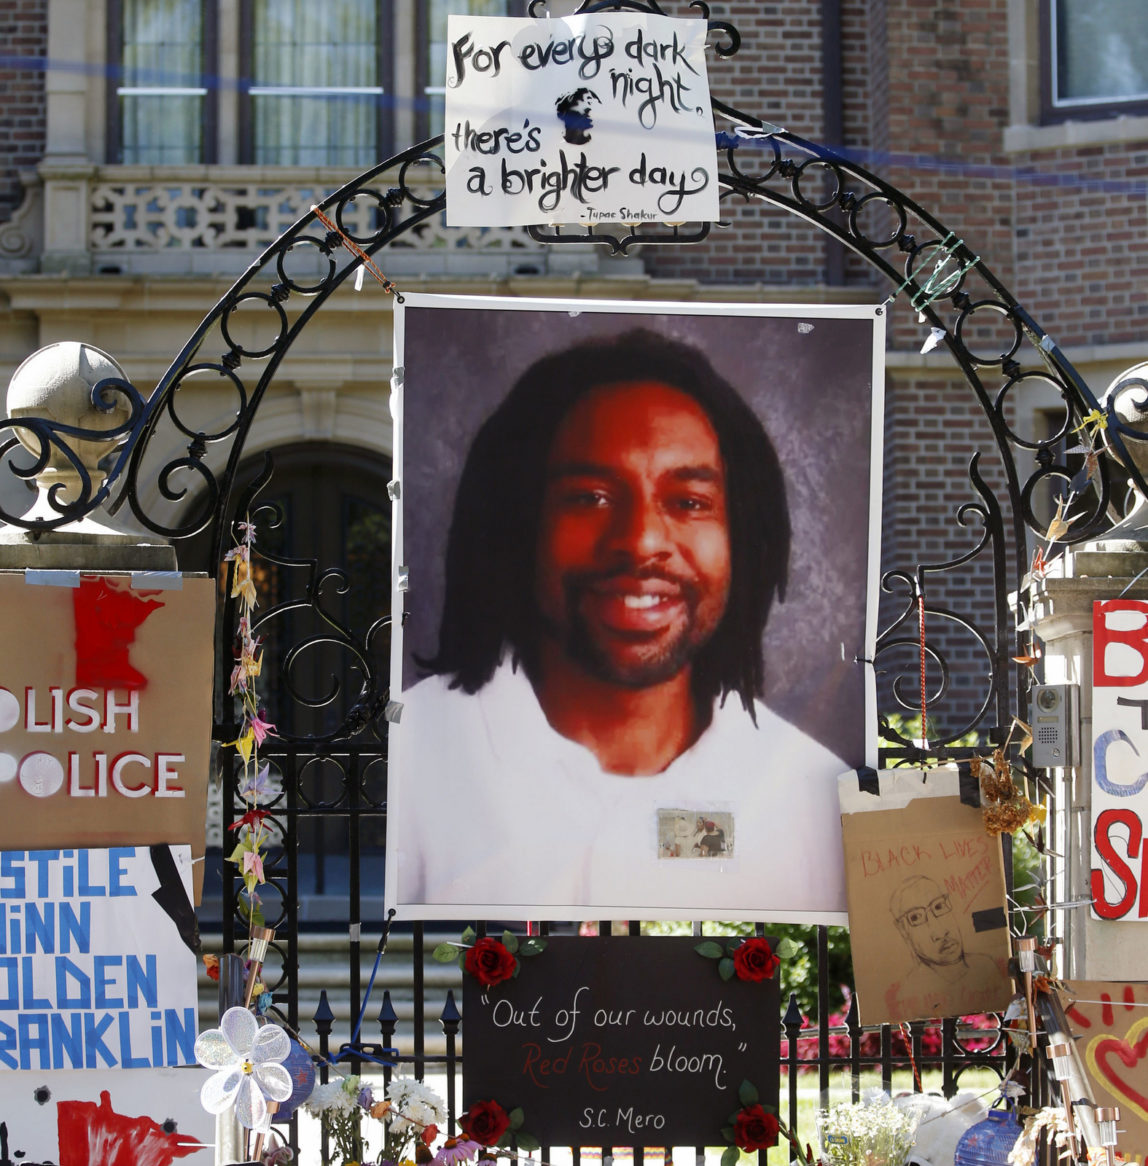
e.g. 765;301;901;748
385;296;884;922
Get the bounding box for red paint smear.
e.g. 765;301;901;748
56;1089;202;1166
1094;1029;1148;1115
1103;991;1115;1027
1065;1003;1091;1029
72;576;164;691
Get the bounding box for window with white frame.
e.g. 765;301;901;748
1044;0;1148;121
110;0;214;164
417;0;524;142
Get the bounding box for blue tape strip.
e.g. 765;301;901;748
131;571;184;590
24;570;80;587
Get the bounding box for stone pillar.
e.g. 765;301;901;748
2;343;240;1164
1028;546;1148;978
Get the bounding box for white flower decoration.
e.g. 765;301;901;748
386;1077;447;1136
194;1005;293;1129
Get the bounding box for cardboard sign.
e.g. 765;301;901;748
1091;599;1148;921
838;769;1013;1025
444;13;719;226
0;846;199;1072
1062;980;1148;1161
0;1067;212;1164
0;573;214;900
462;936;779;1147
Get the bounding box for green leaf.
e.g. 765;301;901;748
501;930;519;954
721;1125;736;1141
774;937;801;960
695;940;725;959
738;1080;759;1107
457;953;467;973
508;1107;525;1130
497;1134;512;1149
718;957;736;982
516;1133;540;1152
721;1144;740;1166
519;938;547;956
461;926;476;945
432;942;457;963
512;961;521;978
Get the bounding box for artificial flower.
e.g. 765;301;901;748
194;1006;292;1129
203;953;220;982
732;937;779;982
239;761;276;803
231;554;258;608
244;848;266;884
230;808;270;833
460;1100;510;1147
432;1137;483;1166
464;938;517;988
249;709;276;745
733;1104;779;1151
226;727;255;766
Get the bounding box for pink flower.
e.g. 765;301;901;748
249;710;276;745
243;849;265;883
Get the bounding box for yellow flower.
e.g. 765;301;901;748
231;557;258;609
224;727;255;766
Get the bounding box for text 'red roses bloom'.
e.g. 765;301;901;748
461;1100;511;1146
734;1104;780;1151
733;937;779;982
464;938;518;987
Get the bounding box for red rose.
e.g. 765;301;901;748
465;938;518;987
733;937;779;982
733;1104;779;1151
461;1100;511;1147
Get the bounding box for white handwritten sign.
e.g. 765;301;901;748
444;13;719;227
0;846;199;1071
1091;599;1148;920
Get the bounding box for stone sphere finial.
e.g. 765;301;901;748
6;341;134;499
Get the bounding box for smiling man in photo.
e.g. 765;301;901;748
391;325;855;918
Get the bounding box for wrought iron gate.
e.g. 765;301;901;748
3;0;1143;1157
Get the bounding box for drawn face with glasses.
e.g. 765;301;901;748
891;877;964;967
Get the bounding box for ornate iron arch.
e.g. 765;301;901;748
3;0;1132;1128
2;1;1140;762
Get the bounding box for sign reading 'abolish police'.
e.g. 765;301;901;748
444;12;719;227
0;846;199;1071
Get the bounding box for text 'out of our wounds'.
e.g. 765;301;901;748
489;985;735;1094
0;687;186;801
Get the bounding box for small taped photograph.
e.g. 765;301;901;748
657;809;735;859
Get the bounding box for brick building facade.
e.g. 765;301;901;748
0;0;1145;746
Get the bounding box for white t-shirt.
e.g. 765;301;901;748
387;659;850;922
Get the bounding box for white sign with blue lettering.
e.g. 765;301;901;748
0;846;199;1071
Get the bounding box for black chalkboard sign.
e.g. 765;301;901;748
462;935;780;1148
